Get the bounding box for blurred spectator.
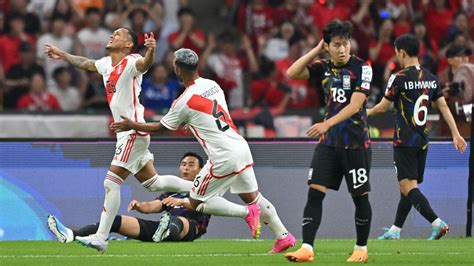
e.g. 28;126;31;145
27;0;56;22
50;66;81;111
82;71;107;111
168;7;205;54
7;0;41;36
273;0;302;26
4;42;44;110
263;21;297;61
237;0;275;52
369;19;395;97
36;15;75;87
141;64;180;114
200;32;259;109
50;0;80;37
412;18;438;72
310;0;351;36
17;71;60;111
0;13;36;74
422;0;455;44
444;11;470;46
250;56;290;109
77;7;111;59
121;3;161;52
392;2;411;37
275;36;318;109
71;0;104;17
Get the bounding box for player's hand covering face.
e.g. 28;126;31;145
110;115;132;133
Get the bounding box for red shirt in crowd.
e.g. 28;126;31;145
0;34;35;74
393;21;411;37
424;6;454;43
17;92;61;111
310;2;350;34
369;39;395;64
250;79;286;108
168;29;206;55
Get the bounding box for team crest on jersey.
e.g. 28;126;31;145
343;75;351;90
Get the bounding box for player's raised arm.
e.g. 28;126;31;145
286;39;324;80
135;32;156;73
110;116;167;134
45;43;97;72
434;97;467;153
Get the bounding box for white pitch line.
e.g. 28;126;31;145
0;252;463;259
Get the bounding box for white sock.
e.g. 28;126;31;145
196;196;248;218
96;172;123;241
65;228;74;243
142;174;193;193
302;243;313;251
388;225;401;234
257;194;288;239
432;218;442;227
354;245;368;251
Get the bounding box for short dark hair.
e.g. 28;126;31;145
52;66;69;80
85;7;101;16
123;28;138;50
175;60;198;72
177;7;195;18
218;31;236;44
180;152;204;168
394;34;419;57
323;20;353;44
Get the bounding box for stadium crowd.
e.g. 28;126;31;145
0;0;473;135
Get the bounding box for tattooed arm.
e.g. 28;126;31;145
45;43;97;72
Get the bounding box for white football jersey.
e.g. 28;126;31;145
95;54;147;139
161;77;253;177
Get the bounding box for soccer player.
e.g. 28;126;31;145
48;152;211;243
45;28;193;252
283;20;373;263
111;48;296;254
367;34;467;240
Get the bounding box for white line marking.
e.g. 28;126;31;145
0;252;464;259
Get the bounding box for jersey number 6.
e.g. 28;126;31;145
212;99;230;132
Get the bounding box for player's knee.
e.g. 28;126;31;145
104;171;123;191
307;187;326;202
352;193;371;208
167;216;184;241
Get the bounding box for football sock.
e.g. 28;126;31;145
352;194;372;247
167;216;184;241
407;188;438;223
196;196;248;218
96;172;123;241
432;218;442;227
142;174;193;193
354;245;368;251
393;193;412;228
256;193;288;239
73;215;122;239
388;225;402;234
302;188;325;246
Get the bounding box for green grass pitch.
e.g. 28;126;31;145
1;239;473;265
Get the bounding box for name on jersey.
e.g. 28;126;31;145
200;86;219;98
404;80;437;90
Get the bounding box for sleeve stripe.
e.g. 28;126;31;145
160;119;177;130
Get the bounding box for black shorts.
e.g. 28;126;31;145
308;144;371;194
135;216;203;242
393;146;427;183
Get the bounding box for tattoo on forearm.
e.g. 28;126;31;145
63;53;96;71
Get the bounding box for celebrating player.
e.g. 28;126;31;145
368;34;467;240
284;20;373;263
111;48;296;254
48;152;210;243
45;28;193;252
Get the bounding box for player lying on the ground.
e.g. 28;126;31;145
111;48;296;254
48;152;210;243
45;28;193;252
367;34;467;240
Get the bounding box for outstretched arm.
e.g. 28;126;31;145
45;44;97;72
367;97;392;116
435;97;467;153
128;199;164;213
135;32;156;73
110;116;168;134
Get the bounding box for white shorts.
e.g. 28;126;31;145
190;162;258;202
111;134;154;175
